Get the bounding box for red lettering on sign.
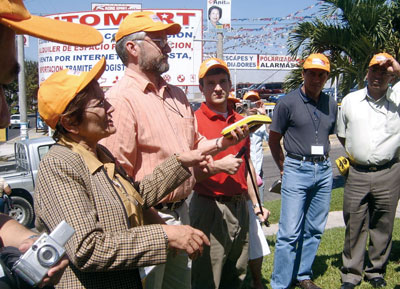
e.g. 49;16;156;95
104;13;129;25
60;15;79;22
80;14;100;26
176;13;195;25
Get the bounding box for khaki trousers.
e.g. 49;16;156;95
341;162;400;284
190;192;249;289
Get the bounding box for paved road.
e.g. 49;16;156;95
261;136;346;202
7;116;37;140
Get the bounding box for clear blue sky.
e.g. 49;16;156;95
24;0;321;60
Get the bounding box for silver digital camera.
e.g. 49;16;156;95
12;221;75;286
242;100;257;110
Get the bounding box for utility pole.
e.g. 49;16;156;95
17;35;28;140
217;31;223;59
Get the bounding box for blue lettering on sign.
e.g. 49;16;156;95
168;53;189;59
106;64;125;71
168;32;193;38
104;32;116;40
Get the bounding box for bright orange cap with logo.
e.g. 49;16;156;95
369;52;394;67
199;57;230;80
0;0;103;46
115;11;181;42
38;58;106;129
303;53;330;72
243;90;260;100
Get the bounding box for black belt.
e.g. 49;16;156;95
154;198;186;211
287;153;328;163
351;158;399;172
198;193;244;203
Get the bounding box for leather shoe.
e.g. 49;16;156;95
340;282;356;289
365;277;386;288
296;279;321;289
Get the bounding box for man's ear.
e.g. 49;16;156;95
126;41;139;57
199;84;203;93
60;115;79;135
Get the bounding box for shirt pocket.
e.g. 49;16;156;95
385;108;400;134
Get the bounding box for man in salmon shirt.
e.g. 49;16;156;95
101;11;249;289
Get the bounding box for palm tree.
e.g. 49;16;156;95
284;0;399;96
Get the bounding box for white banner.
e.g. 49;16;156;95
91;3;142;11
258;55;299;70
219;54;299;70
23;35;29;48
38;9;203;87
223;54;257;69
207;0;231;30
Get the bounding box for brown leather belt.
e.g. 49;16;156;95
198;193;244;203
351;158;399;172
154;198;186;211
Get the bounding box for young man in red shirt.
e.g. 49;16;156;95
190;58;270;289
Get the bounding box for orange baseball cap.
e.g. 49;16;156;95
243;91;260;100
115;11;181;42
0;0;103;46
303;53;330;72
199;57;230;80
227;92;240;104
38;58;106;129
369;52;394;67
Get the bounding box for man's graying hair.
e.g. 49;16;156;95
116;31;147;66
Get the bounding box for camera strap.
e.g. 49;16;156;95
0;258;18;289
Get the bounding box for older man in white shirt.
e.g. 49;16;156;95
337;53;400;289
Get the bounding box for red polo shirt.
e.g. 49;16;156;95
194;103;250;197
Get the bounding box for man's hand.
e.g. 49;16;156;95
220;124;249;149
211;154;242;175
381;58;400;77
254;206;270;223
38;257;69;288
177;150;208;168
255;100;267;115
19;236;69;288
161;225;210;260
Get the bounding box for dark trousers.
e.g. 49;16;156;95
341;162;400;284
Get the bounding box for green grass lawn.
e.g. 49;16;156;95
242;188;400;288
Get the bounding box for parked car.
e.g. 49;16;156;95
322;88;344;103
253;82;284;99
268;93;285;103
235;82;252;98
9;114;31;129
239;83;261;98
0;137;55;227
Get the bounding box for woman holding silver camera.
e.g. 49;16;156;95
34;58;210;289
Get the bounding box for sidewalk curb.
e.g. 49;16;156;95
263;207;400;236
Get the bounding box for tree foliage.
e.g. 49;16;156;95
284;0;400;96
3;60;38;112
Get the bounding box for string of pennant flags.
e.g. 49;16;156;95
202;1;333;55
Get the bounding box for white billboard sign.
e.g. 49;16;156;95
258;55;299;70
38;9;203;87
220;54;299;70
91;3;142;11
223;54;257;69
23;35;29;48
207;0;231;30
